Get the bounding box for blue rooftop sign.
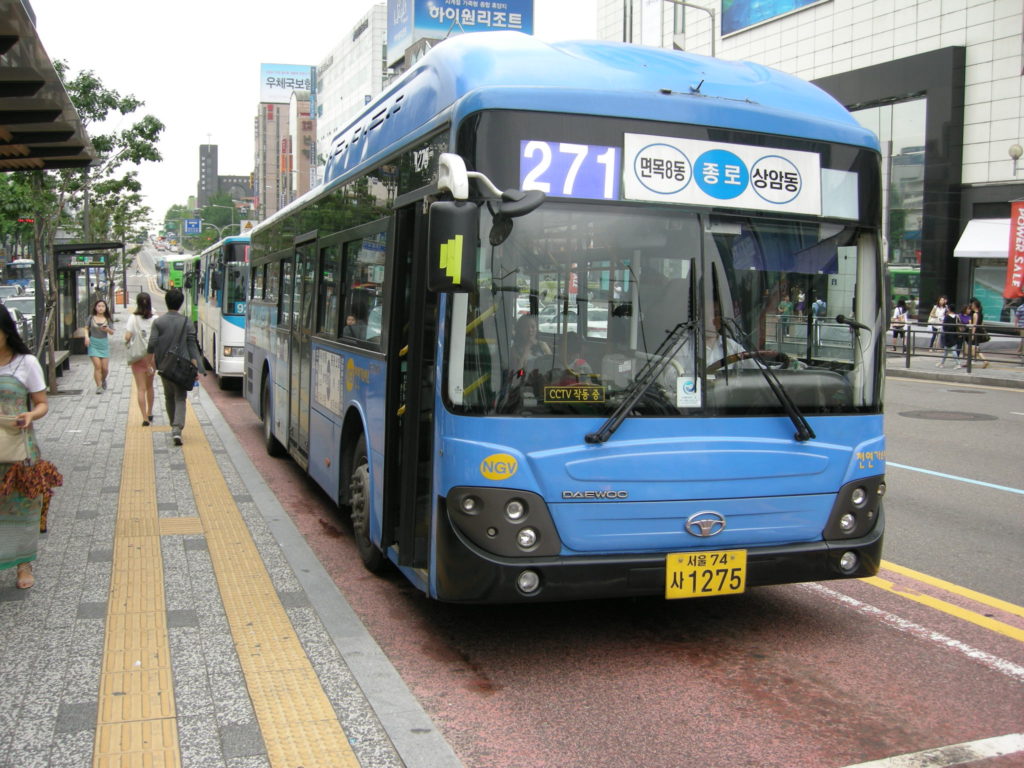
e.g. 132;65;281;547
387;0;534;66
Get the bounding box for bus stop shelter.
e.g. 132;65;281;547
53;241;123;353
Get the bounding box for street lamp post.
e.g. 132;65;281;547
662;0;716;58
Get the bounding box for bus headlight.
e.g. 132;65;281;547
516;527;538;549
823;476;885;539
505;499;526;521
446;487;561;557
223;346;243;357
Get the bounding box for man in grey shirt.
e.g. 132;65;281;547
148;287;204;445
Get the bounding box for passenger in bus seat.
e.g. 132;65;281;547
343;314;366;340
509;314;550;370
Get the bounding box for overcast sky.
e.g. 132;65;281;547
28;0;599;232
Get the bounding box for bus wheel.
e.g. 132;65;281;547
348;436;385;572
261;378;285;457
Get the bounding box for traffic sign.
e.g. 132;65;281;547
185;218;201;235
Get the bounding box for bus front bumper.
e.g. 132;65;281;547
433;506;884;604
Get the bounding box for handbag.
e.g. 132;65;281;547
974;325;991;344
126;318;149;364
157;317;198;388
0;415;29;464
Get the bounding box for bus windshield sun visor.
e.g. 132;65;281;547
585;321;696;444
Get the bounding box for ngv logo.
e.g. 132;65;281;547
480;453;518;481
562;490;629;499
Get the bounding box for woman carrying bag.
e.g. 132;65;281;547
0;305;62;589
124;292;158;426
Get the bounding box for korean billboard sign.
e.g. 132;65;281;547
260;63;314;104
1005;200;1024;300
387;0;534;66
722;0;829;36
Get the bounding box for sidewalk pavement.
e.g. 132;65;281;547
0;315;463;768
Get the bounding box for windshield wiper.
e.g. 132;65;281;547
585;321;695;444
720;318;815;443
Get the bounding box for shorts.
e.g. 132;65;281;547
130;356;154;375
892;328;906;339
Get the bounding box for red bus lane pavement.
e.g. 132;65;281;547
203;380;1024;768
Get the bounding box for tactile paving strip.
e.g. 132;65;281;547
94;390;181;767
179;408;362;768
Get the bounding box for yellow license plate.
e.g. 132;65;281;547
665;549;747;599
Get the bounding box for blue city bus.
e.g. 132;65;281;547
245;33;885;603
196;236;249;386
5;258;35;288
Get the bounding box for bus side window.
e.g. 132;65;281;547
317;243;340;337
341;231;387;344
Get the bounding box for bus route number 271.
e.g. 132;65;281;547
520;140;621;200
665;549;747;599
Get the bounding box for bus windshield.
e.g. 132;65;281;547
445;202;882;418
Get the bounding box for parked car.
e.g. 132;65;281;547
4;306;32;346
537;304;608;338
0;285;23;300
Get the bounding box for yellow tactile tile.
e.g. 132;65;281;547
94;720;180;768
157;517;204;535
180;408;362;768
94;387;181;768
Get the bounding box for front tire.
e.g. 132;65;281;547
348;436;385;572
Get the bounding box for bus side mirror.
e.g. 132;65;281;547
427;200;478;293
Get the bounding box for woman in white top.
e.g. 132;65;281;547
124;292;158;426
0;303;53;589
926;296;947;349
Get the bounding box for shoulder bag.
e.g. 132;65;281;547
157;316;198;389
126;316;149;364
974;325;991;345
0;415;29;463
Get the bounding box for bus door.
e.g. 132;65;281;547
289;237;317;467
382;204;435;569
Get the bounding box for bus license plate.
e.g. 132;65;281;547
665;549;747;599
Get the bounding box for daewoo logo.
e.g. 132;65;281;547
480;453;518;480
562;490;629;499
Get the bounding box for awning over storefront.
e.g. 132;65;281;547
0;0;95;171
953;218;1010;259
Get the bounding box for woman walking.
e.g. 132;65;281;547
926;296;948;349
124;292;157;425
87;299;115;393
962;297;989;368
0;304;59;589
890;299;909;351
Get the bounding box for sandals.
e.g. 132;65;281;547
16;563;33;589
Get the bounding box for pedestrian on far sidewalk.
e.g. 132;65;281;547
1015;300;1024;355
148;288;203;446
890;299;909;352
926;295;948;349
962;297;989;369
86;299;115;394
124;292;158;426
936;306;961;367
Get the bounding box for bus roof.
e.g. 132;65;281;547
322;31;878;187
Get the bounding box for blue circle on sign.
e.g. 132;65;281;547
695;149;748;200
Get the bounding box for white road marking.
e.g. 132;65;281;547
887;461;1024;496
840;732;1024;767
801;583;1024;682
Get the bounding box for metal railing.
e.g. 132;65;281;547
888;323;1024;372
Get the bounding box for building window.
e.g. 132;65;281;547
852;97;926;268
